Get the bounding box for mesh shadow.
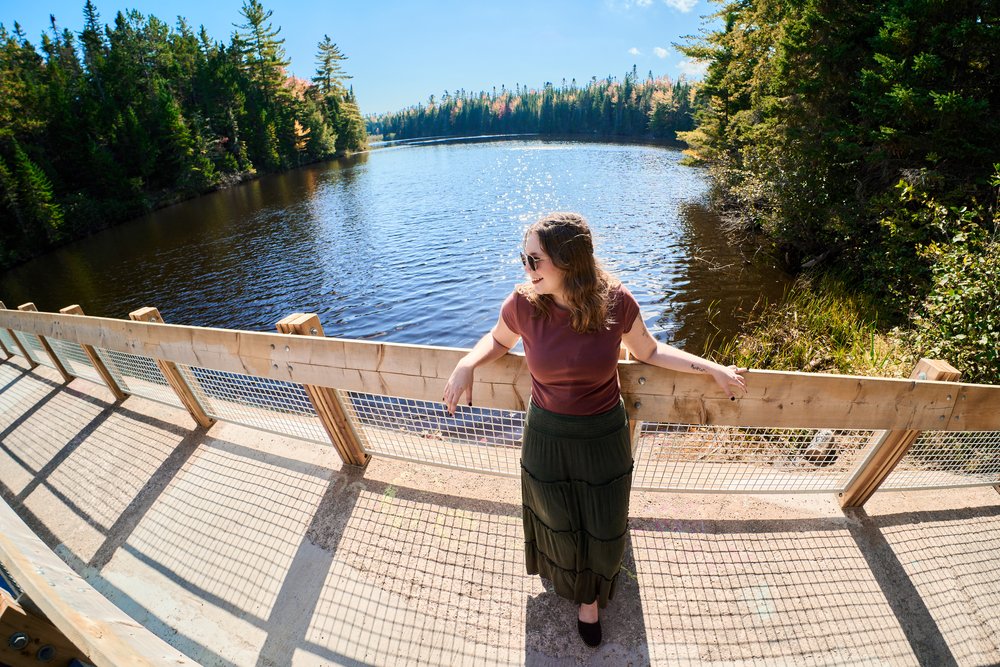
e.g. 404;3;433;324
626;507;1000;666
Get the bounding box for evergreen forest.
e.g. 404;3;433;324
368;70;699;141
0;0;366;271
681;0;998;382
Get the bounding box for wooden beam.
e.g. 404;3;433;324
0;302;37;369
277;314;369;467
1;307;1000;431
128;307;215;429
17;304;73;383
0;499;197;666
839;359;962;508
0;588;90;665
60;305;127;402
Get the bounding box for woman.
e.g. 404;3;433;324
443;212;746;647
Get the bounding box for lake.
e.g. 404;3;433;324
0;138;790;354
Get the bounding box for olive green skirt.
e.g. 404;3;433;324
521;399;632;608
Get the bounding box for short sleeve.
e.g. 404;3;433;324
501;291;521;335
618;284;641;333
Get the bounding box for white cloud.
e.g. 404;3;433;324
628;47;641;56
663;0;698;12
653;47;669;59
606;0;653;8
678;57;709;78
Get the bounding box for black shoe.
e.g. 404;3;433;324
578;619;602;647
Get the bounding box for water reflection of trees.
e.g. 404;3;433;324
663;202;790;355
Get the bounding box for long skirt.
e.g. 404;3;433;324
521;398;633;608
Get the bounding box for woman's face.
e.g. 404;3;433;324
523;231;566;300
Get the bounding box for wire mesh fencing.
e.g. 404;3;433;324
631;423;884;493
338;391;524;476
0;329;19;356
175;364;330;445
11;330;52;369
94;348;182;408
881;430;1000;490
46;338;104;385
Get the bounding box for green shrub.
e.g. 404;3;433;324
912;229;1000;384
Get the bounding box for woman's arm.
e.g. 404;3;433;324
443;314;520;414
621;314;747;398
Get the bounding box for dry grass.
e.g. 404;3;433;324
709;273;917;378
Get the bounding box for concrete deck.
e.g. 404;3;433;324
1;355;999;666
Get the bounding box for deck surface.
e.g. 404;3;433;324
1;355;999;666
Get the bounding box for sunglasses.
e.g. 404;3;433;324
519;251;544;271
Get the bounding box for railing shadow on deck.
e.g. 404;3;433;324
2;358;1000;665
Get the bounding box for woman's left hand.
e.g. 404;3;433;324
710;365;748;399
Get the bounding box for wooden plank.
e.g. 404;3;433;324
0;302;38;369
277;314;369;467
950;379;1000;431
0;499;197;666
0;588;90;665
839;359;962;508
618;363;963;430
17;303;73;383
1;307;999;431
128;307;215;429
59;305;128;401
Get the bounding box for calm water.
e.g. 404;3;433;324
0;139;790;353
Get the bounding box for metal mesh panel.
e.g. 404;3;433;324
175;364;329;444
46;338;103;384
11;330;52;368
0;329;19;356
95;347;182;407
632;423;883;493
881;431;1000;490
339;391;524;476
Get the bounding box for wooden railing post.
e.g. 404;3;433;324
0;301;36;368
128;307;215;429
840;358;961;508
60;305;127;401
277;313;370;467
0;301;10;359
17;303;72;383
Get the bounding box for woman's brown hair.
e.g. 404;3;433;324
518;212;619;333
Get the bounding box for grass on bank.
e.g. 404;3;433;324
708;274;917;378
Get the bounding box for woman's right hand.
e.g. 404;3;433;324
443;362;474;415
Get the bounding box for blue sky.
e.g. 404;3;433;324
1;0;718;115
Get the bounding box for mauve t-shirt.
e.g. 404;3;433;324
501;284;641;415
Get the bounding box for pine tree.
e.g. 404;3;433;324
312;34;351;97
11;142;64;244
334;86;367;152
234;0;289;102
79;0;107;100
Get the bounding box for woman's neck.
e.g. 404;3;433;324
550;291;571;310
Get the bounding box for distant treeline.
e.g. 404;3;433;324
0;0;366;270
368;69;699;141
682;0;999;382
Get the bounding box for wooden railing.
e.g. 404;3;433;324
1;302;999;509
